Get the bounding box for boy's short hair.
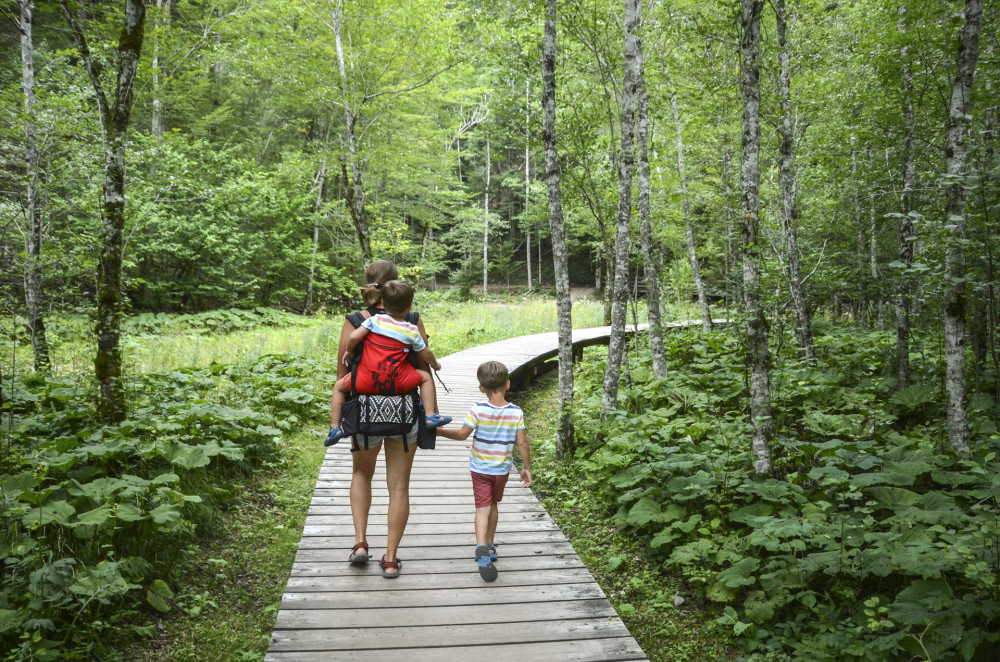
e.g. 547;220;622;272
477;361;509;393
381;280;414;316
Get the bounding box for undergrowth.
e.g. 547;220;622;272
571;326;1000;661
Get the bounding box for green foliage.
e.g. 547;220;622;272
571;326;1000;661
0;353;333;660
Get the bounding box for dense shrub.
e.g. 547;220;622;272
572;327;1000;661
0;354;332;661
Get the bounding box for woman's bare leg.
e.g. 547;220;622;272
350;444;379;547
381;439;417;574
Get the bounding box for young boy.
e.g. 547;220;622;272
327;280;450;445
435;361;531;582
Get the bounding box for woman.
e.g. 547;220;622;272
333;260;428;578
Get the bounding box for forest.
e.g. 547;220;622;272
1;0;999;660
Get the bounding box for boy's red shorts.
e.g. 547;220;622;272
471;471;509;508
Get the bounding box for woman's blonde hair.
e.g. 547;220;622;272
360;260;400;307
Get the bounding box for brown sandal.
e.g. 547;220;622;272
379;555;402;578
349;541;369;565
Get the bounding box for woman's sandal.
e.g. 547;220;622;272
379;555;402;578
424;413;452;428
348;541;369;565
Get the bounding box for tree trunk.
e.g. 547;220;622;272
775;0;814;362
942;0;982;454
542;0;574;458
151;0;169;138
602;0;640;411
305;160;326;315
671;94;712;333
895;8;917;389
484;136;490;296
62;0;147;424
637;75;668;379
740;0;773;474
331;3;370;263
20;0;50;373
526;78;533;290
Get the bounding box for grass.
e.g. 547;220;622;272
518;366;737;662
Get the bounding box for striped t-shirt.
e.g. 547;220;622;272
362;314;426;352
466;401;525;475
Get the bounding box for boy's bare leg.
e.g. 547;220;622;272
486;502;499;544
418;369;439;415
330;379;350;427
474;506;491;546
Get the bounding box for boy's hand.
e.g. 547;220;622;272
520;468;532;488
342;351;351;368
430;359;441;371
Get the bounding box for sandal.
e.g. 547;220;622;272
379;555;402;578
475;545;498;582
424;413;452;428
348;541;369;565
325;425;347;447
487;542;498;562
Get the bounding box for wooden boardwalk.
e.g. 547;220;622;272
266;324;663;661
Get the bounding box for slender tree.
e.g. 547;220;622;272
602;0;641;411
895;4;918;389
740;0;773;474
542;0;574;458
61;0;146;423
525;78;533;290
943;0;983;454
775;0;814;362
637;74;668;378
483;135;491;296
670;93;712;333
19;0;50;372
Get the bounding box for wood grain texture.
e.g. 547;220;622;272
267;326;651;660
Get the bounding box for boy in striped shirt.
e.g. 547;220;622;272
436;361;532;582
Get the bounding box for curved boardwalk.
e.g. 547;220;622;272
266;323;698;662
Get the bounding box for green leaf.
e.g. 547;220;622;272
76;507;113;527
22;501;76;528
626;497;662;527
717;557;760;588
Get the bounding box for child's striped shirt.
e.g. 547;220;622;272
465;401;525;475
362;313;426;351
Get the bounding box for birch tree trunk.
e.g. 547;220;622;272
331;3;370;263
851;137;869;326
61;0;146;424
637;74;668;379
526;79;533;290
740;0;773;474
20;0;50;373
542;0;574;458
943;0;983;454
305;159;326;315
601;0;640;411
150;0;169;138
671;94;712;333
483;136;490;296
775;0;815;362
895;7;917;389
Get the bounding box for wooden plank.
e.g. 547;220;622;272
268;618;633;651
280;582;609;610
289;554;584;577
273;598;614;629
296;530;569;549
265;637;647;662
294;541;578;563
284;567;598;592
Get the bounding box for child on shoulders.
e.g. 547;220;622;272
327;280;450;445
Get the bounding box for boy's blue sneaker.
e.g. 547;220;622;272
487;542;498;562
475;545;498;582
325;425;347;447
425;413;452;428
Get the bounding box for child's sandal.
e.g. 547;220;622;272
325;425;347;447
425;413;452;428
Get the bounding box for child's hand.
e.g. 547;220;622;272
430;359;441;371
520;468;532;488
342;351;351;368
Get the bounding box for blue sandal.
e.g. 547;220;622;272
487;542;498;562
475;545;498;582
425;413;452;428
325;425;347;447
